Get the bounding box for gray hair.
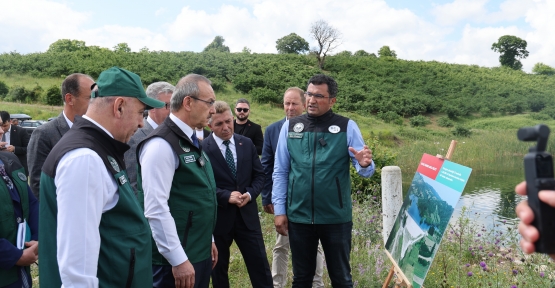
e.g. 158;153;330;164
170;74;212;112
208;101;232;124
146;81;175;100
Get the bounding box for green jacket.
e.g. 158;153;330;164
286;111;352;224
137;117;217;265
39;116;152;288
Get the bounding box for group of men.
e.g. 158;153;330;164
1;64;551;288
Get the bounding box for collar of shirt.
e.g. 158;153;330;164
212;133;235;149
169;113;195;141
82;115;114;139
63;111;73;128
146;116;158;129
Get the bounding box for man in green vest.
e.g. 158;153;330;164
39;67;165;287
0;122;38;288
272;74;375;287
137;74;218;288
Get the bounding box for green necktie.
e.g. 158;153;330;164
223;140;236;178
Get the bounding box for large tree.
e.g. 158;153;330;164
203;36;230;53
491;35;529;70
309;20;341;69
378;46;397;58
113;43;131;53
275;33;309;54
47;39;87;53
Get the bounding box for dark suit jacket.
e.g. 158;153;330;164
260;118;286;206
9;124;30;176
124;120;154;192
202;128;211;140
27;113;70;199
203;134;265;235
234;119;263;155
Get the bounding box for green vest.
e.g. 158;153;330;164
137;117;217;265
0;155;30;287
39;116;153;288
286;111;352;224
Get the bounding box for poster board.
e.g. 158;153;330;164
384;153;472;288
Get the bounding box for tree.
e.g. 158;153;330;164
275;33;309;54
491;35;529;70
113;43;131;53
532;62;555;76
378;46;397;58
203;36;230;53
242;46;252;54
309;20;341;69
0;80;8;98
47;39;87;53
46;85;62;106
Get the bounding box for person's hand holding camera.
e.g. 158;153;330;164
515;181;555;261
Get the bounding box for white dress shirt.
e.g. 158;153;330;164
211;134;251;200
62;111;73;128
55;115;119;287
140;113;211;266
146;116;158;130
2;124;10;144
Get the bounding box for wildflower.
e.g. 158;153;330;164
467;272;473;276
540;272;545;277
479;245;483;250
488;252;493;257
477;233;481;237
465;263;470;267
512;270;518;275
479;261;486;268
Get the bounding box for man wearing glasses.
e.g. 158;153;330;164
125;81;174;192
138;74;218;288
272;74;375;287
233;98;264;155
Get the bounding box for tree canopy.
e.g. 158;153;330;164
203;36;230;53
275;33;309;54
532;62;555;76
378;46;397;58
491;35;529;70
113;43;131;53
47;39;87;53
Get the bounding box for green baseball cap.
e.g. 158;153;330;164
92;66;165;109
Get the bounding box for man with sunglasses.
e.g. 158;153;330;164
138;74;218;288
125;81;174;192
233;99;263;155
272;74;375;287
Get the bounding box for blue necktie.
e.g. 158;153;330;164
223;140;236;178
191;133;199;149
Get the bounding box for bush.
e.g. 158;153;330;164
479;107;492;117
377;111;402;123
0;80;8;98
249;87;280;104
452;126;472;137
5;85;30;102
46;85;62;106
437;116;454;127
409;115;431;127
528;112;552;121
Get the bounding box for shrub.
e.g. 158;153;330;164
0;80;8;98
5;85;30;102
437;116;454;127
528;112;551;121
249;87;280;104
441;105;461;119
46;85;62;106
452;126;472;137
377;111;401;123
479;107;492;117
409;115;431;127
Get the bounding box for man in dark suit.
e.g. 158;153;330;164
27;73;94;199
124;81;174;191
233;98;263;155
205;101;272;288
0;111;30;176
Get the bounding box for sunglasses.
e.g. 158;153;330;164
236;108;249;113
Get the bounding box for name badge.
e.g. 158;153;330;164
118;175;127;185
288;132;303;139
184;155;196;164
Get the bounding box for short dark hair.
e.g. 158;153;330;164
61;73;92;103
0;111;9;124
307;74;338;98
235;98;250;107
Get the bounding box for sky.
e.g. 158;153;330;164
0;0;553;72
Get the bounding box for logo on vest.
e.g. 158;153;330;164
118;175;127;185
184;155;196;164
18;172;27;181
328;125;340;134
179;140;190;152
293;123;304;133
107;156;120;172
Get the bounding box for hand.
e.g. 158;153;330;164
0;142;7;150
274;215;288;236
237;193;250;208
263;204;274;214
211;242;218;269
228;191;242;205
515;181;555;260
172;260;195;288
5;145;14;153
349;145;372;168
16;241;38;266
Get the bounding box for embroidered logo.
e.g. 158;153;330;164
328;125;340;134
107;156;120;172
179;140;190;152
118;175;127;185
293;123;304;133
18;172;27;181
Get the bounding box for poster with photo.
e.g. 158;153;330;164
385;153;472;288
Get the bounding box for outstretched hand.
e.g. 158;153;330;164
349;145;372;168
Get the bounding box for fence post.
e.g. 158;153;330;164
381;166;403;243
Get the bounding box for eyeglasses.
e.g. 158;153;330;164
305;91;329;99
236;108;249;113
164;102;170;110
190;96;215;106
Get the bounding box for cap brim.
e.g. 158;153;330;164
140;97;165;110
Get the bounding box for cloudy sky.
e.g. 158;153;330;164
0;0;553;72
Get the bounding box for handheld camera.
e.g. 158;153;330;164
518;124;555;253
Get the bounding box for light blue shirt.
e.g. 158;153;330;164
271;118;375;216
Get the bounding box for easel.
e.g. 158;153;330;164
382;140;457;288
